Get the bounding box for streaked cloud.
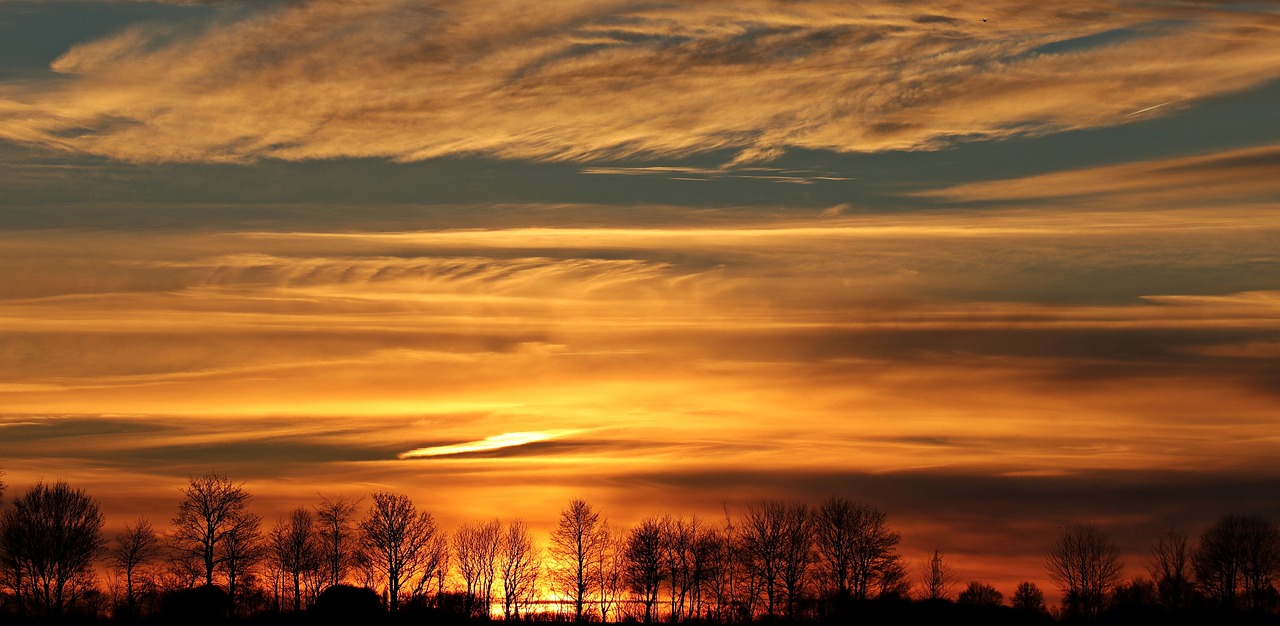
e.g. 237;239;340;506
920;143;1280;205
1;1;1278;162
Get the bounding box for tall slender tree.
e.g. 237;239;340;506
270;507;320;612
919;549;958;601
1148;528;1193;609
499;520;540;620
315;495;360;589
740;500;789;618
549;498;605;621
594;521;625;623
221;508;263;616
777;503;814;619
455;518;502;618
626;517;666;623
110;517;162;617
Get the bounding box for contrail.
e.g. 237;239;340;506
1127;101;1172;116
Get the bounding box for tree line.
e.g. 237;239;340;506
0;472;1278;624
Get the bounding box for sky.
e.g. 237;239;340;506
2;0;1280;598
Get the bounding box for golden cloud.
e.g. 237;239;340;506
1;1;1278;162
920;143;1280;205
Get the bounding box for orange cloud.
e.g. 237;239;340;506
919;143;1280;206
1;1;1278;162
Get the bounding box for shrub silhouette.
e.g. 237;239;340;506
310;584;385;626
160;584;230;624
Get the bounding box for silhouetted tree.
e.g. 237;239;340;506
813;498;902;603
0;481;105;618
777;504;814;619
594;521;624;622
708;508;740;623
416;531;450;606
663;515;694;621
220;507;263;616
1110;577;1157;609
1046;523;1122;620
1011;580;1046;613
919;549;958;601
359;491;439;612
499;520;540;620
455;518;502;618
270;507;320;612
689;520;721;620
171;473;254;588
1147;527;1194;609
626;517;666;623
740;501;788;618
548;498;605;621
315;495;360;589
739;500;812;618
1194;513;1280;612
110;516;162;618
957;580;1003;607
876;556;912;600
1237;516;1280;612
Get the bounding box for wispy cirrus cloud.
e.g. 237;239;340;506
1;1;1278;163
920;143;1280;205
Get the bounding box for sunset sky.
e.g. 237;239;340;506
2;0;1280;597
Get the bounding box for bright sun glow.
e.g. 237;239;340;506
398;430;581;459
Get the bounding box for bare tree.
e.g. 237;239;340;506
1011;581;1046;613
315;495;360;589
876;556;911;600
110;517;162;617
270;507;320;612
1147;527;1193;609
0;481;105;619
594;521;625;623
1046;523;1123;620
709;507;740;623
499;520;540;620
919;549;958;601
221;509;263;616
417;531;452;607
777;504;814;619
171;473;254;588
548;498;604;621
813;498;902;603
626;517;666;623
957;581;1002;607
1238;516;1280;612
663;515;693;621
455;518;502;618
738;500;813;618
359;491;439;612
688;520;720;620
1194;514;1280;611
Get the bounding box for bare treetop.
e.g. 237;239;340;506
171;472;254;588
359;491;439;612
1045;523;1123;620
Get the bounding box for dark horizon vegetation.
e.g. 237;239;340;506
1;472;1278;625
